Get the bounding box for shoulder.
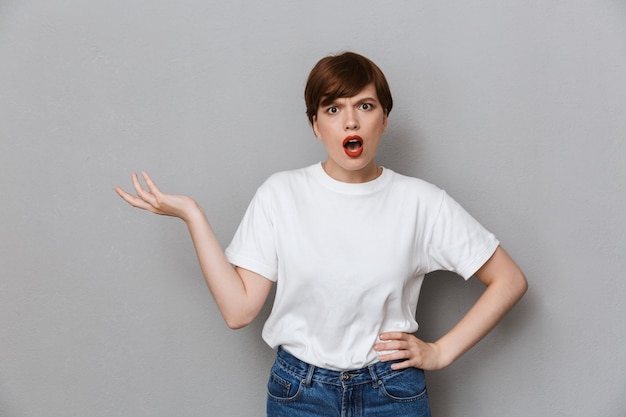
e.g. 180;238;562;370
251;164;318;204
259;164;315;190
385;169;445;203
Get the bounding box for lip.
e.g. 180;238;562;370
343;135;364;158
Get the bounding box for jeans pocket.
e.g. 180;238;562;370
267;362;303;402
379;367;428;402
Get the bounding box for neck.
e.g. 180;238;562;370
321;161;382;183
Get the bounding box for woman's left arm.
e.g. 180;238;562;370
376;246;528;371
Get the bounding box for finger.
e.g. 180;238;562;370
130;172;146;195
376;349;400;362
116;175;158;209
114;186;154;210
130;172;158;205
137;172;166;209
141;171;162;195
114;186;132;200
374;340;401;351
379;348;411;365
390;359;412;371
114;186;142;204
379;332;408;341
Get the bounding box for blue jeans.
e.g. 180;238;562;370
267;347;431;417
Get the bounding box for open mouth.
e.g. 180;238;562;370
343;136;364;157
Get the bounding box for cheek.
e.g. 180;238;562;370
313;120;333;139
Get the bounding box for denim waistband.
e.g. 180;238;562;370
275;346;402;387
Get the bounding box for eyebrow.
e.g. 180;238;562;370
325;96;379;107
355;96;379;104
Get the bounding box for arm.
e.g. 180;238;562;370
375;245;527;370
115;172;273;329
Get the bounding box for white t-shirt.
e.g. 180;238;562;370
225;163;499;370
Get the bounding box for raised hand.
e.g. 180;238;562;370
114;172;199;221
115;171;273;329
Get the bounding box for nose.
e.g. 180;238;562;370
344;108;359;131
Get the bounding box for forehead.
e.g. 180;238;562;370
321;83;379;105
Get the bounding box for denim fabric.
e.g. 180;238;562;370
267;347;431;417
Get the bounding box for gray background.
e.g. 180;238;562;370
1;1;625;416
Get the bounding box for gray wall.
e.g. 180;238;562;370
1;1;625;416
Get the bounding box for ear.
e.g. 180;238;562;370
381;113;388;133
312;115;320;138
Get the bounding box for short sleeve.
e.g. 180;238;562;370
427;191;499;279
224;185;278;282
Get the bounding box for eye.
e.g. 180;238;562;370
326;106;339;114
359;103;373;111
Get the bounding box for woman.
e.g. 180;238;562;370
115;51;527;416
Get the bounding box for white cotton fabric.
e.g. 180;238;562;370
225;163;499;370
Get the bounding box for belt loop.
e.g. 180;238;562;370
305;364;315;387
368;365;379;389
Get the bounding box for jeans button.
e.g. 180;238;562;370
341;372;350;382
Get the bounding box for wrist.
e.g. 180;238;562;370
180;198;205;223
431;341;457;370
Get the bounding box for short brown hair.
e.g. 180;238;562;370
304;52;393;125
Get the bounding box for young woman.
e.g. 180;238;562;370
115;52;527;417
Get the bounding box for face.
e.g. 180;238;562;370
313;83;388;183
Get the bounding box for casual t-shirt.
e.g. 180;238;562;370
225;163;499;370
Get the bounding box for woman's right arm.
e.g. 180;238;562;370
115;171;273;329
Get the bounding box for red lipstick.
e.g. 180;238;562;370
343;135;364;158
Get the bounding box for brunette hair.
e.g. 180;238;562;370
304;52;393;125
